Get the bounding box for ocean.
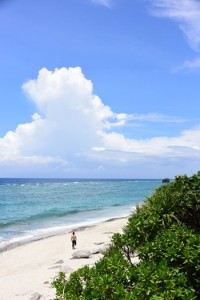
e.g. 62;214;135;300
0;178;162;251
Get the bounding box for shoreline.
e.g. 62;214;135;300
0;216;128;300
0;215;129;254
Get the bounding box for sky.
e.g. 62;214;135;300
0;0;200;178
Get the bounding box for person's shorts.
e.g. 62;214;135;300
72;240;76;247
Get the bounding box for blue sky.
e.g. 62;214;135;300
0;0;200;178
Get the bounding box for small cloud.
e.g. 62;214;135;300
150;0;200;51
105;112;186;130
92;147;106;152
32;113;42;121
129;113;186;123
173;57;200;72
97;164;106;171
91;0;113;8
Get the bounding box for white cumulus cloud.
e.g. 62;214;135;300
0;66;200;177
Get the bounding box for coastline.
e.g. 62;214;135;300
0;216;128;300
0;215;130;254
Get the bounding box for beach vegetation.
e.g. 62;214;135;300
52;172;200;299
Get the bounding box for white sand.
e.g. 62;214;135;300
0;218;128;300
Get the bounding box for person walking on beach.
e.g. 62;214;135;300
71;232;77;249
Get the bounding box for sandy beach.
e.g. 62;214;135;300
0;217;128;300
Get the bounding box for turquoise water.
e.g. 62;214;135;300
0;178;162;248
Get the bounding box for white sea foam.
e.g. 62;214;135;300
0;209;132;252
0;179;161;252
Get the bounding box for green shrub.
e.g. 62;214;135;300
129;260;196;299
52;172;200;299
